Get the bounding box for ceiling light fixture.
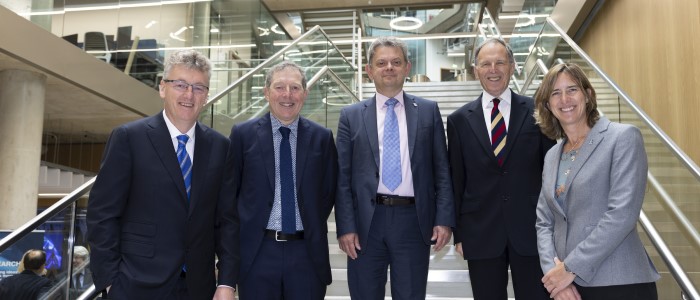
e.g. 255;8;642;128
389;16;423;31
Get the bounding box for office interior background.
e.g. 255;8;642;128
0;0;699;299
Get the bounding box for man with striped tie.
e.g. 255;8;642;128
446;38;555;300
87;50;238;300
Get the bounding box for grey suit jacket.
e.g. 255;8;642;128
536;117;659;286
335;92;454;247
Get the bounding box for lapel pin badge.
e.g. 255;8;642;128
412;102;417;107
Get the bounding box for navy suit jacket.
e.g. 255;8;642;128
447;91;555;259
87;113;239;299
229;113;337;285
335;92;455;247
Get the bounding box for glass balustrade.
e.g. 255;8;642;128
520;19;700;298
200;27;358;136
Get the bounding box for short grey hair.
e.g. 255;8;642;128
473;37;515;65
163;49;212;80
367;36;409;65
74;246;89;258
264;61;307;90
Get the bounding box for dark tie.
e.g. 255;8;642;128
491;98;507;166
382;98;402;191
176;135;192;200
279;127;296;234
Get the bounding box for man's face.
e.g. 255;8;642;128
72;256;86;268
264;68;307;125
159;65;209;128
366;46;411;96
475;42;515;97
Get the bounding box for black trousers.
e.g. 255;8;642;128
574;281;657;300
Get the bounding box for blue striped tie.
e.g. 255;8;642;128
382;98;402;191
176;135;192;200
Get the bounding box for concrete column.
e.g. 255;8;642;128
0;69;47;230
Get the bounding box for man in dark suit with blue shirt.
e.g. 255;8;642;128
335;36;454;300
447;37;555;300
229;61;337;300
87;49;238;300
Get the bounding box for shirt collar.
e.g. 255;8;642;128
481;88;512;109
162;110;196;140
375;91;405;109
270;114;299;136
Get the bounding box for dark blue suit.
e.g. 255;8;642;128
230;113;337;299
335;93;454;299
87;113;239;299
447;91;554;299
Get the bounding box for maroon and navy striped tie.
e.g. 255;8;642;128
490;98;507;166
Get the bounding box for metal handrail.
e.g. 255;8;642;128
640;210;700;300
205;25;356;107
0;178;95;252
520;58;548;94
544;17;700;182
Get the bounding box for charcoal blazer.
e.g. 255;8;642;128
447;91;555;259
87;112;239;299
335;92;454;248
229;113;337;285
536;117;660;286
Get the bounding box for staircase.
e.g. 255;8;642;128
38;162;95;195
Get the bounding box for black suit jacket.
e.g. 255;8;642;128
229;113;337;285
0;270;51;300
447;91;555;259
87;112;239;299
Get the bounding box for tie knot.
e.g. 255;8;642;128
493;98;500;106
279;126;291;138
386;98;398;107
177;134;189;145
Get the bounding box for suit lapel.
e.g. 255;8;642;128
404;92;418;160
295;118;311;209
146;113;189;203
562;118;609;198
363;97;380;168
258;113;276;191
499;92;527;166
465;95;496;163
188;123;211;216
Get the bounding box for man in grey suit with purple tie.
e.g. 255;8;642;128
335;36;454;300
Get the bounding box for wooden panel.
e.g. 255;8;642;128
579;0;700;165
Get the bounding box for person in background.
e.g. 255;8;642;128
70;246;92;292
230;61;337;299
0;249;51;300
335;36;454;299
534;62;659;300
447;37;554;300
87;49;239;300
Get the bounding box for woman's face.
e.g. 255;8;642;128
548;72;590;129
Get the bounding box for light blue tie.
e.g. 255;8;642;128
176;135;192;201
382;98;402;191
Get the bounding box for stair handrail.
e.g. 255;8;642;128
543;17;700;181
523;42;700;299
0;178;94;252
205;25;356;108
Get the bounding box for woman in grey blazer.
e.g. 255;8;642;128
533;63;659;300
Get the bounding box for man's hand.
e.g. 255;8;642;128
431;226;452;252
455;243;463;257
543;257;576;298
212;286;235;300
338;233;361;259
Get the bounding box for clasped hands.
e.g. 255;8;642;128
542;257;580;300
